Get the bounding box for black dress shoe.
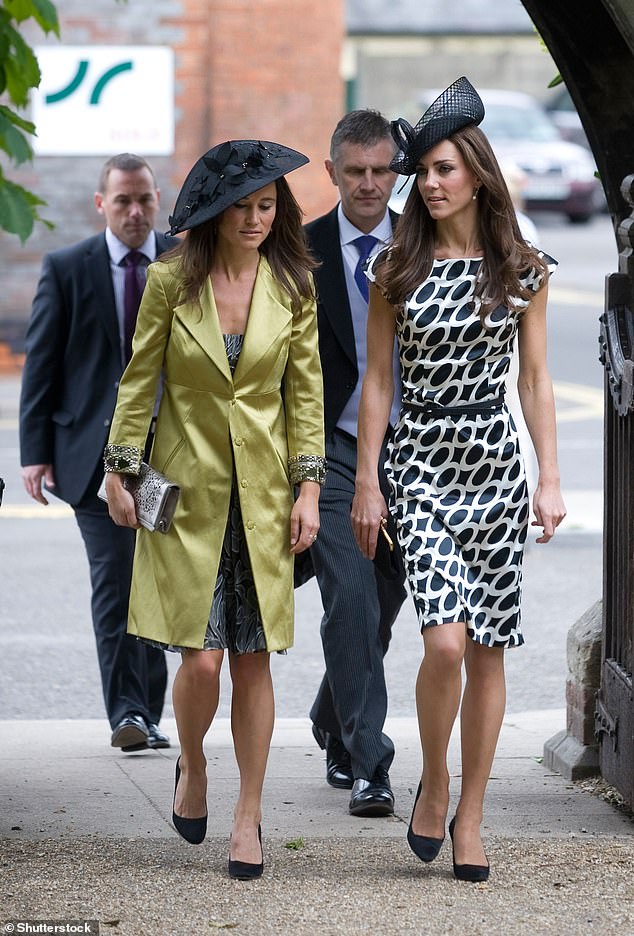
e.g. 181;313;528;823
111;715;149;749
407;782;445;863
147;723;171;749
311;724;354;790
122;722;171;752
449;816;490;882
228;824;264;880
172;757;207;845
326;737;354;790
349;766;394;817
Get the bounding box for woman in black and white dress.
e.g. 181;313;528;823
352;78;566;881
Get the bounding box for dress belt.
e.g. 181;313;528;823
402;395;505;418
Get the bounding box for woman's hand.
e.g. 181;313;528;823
531;479;566;543
105;472;140;530
290;480;320;554
351;482;388;560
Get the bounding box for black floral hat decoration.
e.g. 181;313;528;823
389;77;485;176
167;140;309;235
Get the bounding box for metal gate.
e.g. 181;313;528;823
597;175;634;807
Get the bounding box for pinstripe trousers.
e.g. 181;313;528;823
309;429;406;780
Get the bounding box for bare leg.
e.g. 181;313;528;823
172;648;223;818
411;621;465;838
228;650;274;864
453;640;506;865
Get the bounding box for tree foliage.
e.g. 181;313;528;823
0;0;59;242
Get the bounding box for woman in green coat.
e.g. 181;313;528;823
104;140;326;879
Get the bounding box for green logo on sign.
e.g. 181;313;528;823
45;61;134;104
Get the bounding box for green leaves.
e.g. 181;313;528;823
3;21;41;106
4;0;59;34
0;0;60;240
0;166;53;242
0;104;35;163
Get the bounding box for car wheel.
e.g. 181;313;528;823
567;212;592;224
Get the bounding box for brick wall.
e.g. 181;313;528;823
0;0;344;362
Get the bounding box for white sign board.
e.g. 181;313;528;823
32;46;174;155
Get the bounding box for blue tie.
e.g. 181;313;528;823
353;234;378;302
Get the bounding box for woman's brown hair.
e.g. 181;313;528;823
375;124;548;323
162;177;317;313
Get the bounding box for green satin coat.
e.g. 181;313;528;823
107;255;325;651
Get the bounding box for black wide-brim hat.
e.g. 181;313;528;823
167;140;309;235
389;77;485;176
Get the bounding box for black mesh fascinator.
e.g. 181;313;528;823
389;77;485;175
167;140;309;235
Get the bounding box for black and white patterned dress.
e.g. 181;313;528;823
367;254;555;649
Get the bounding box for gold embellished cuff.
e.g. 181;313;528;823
103;443;143;475
288;453;327;485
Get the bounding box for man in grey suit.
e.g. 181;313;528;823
304;111;407;816
20;154;176;751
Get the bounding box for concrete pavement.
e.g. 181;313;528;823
1;362;632;934
1;712;633;935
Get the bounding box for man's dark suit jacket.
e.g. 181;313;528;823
304;205;398;434
294;206;398;587
20;230;177;506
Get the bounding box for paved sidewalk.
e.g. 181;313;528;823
1;712;632;935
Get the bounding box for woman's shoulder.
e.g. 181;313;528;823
366;246;391;283
146;253;185;303
148;253;182;280
520;249;558;293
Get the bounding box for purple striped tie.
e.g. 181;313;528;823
123;250;145;363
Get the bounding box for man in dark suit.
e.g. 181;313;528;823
305;111;407;816
20;153;176;751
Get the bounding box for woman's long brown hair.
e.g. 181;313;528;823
375;124;548;323
162;177;317;313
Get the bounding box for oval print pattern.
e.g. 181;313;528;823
367;254;556;648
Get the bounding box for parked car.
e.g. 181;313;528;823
390;88;603;224
545;86;590;149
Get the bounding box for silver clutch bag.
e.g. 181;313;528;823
98;462;180;534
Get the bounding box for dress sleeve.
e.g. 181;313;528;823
521;250;558;294
365;247;393;299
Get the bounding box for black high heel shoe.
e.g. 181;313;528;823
172;757;207;845
406;782;445;863
448;816;490;882
228;824;264;880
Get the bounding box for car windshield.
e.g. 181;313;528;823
482;102;560;144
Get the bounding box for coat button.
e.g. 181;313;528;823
246;520;255;530
240;479;248;488
235;437;243;446
103;418;111;427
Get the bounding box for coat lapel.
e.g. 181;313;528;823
309;207;398;369
310;209;357;368
233;257;292;384
85;234;120;359
174;277;233;383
